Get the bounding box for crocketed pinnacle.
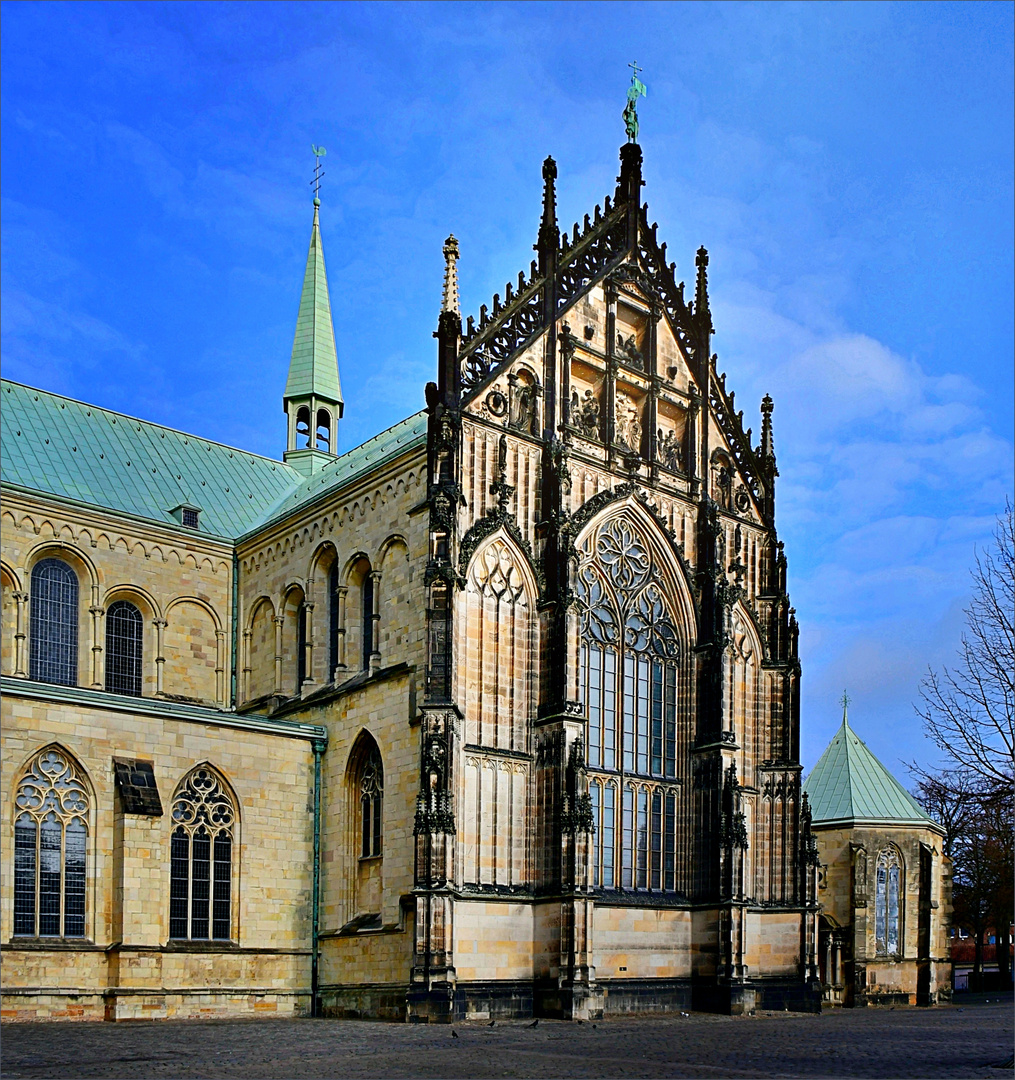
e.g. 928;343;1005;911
284;202;343;409
441;235;460;317
760;393;776;465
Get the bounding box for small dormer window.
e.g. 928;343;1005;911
170;504;202;529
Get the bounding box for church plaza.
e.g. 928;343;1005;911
2;996;1010;1079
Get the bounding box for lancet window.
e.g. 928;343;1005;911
170;768;235;941
577;516;682;891
29;559;79;686
13;748;89;937
875;847;902;956
360;743;383;858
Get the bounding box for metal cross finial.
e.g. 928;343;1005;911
311;145;327;205
840;690;851;719
629;61;642;77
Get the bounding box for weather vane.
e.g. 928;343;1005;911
623;62;647;142
840;690;851;718
311;145;326;205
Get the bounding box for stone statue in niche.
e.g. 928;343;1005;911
615;392;642;454
713;464;732;510
571;388;601;441
616;332;645;370
657;428;682;472
507;372;537;435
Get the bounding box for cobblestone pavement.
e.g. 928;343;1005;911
2;999;1012;1079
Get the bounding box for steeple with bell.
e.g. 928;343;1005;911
283;150;343;476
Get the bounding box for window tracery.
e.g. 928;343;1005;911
170;767;234;941
13;748;89;937
360;745;383;858
875;847;902;956
577;516;683;892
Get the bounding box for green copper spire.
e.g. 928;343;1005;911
284;201;343;410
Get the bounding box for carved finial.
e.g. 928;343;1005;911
441;234;460;318
695;245;712;330
537;156;558;254
760;393;776;466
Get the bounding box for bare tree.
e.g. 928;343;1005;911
917;503;1014;789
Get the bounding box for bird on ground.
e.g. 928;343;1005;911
488;1020;495;1027
451;1029;459;1039
527;1019;539;1028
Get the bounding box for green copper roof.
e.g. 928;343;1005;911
803;716;936;828
2;379;425;541
250;410;427;533
284;204;342;408
1;380;303;538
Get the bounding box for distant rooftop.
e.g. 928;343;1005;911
1;380;425;540
803;714;938;830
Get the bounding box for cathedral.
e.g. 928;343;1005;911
1;131;951;1023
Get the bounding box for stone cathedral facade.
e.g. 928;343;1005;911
1;139;829;1022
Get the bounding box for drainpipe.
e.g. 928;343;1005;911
311;738;325;1017
230;552;239;707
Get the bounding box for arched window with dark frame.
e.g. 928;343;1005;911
361;572;374;670
328;562;340;679
315;409;331;453
169;767;235;941
360;743;383;858
29;559;79;686
296;602;308;688
105;600;143;696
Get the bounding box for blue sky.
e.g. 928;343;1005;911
2;1;1012;775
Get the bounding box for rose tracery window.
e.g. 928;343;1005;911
577;516;683;892
170;768;235;941
13;748;89;937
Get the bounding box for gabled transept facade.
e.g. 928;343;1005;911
1;136;823;1022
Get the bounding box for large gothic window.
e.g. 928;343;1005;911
577;516;682;891
105;600;143;696
29;559;79;686
13;748;89;937
170;767;235;941
875;847;902;956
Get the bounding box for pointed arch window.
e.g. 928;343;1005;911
14;748;89;937
105;600;143;696
29;559;78;686
875;847;902;956
170;768;235;941
577;516;683;892
360;744;383;858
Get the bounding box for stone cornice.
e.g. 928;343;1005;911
1;676;327;743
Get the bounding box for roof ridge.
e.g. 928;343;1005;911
1;379;297;470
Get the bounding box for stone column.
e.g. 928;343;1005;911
368;572;382;674
335;585;348;677
273;615;285;695
13;590;28;677
215;628;226;706
302;601;316;693
153;619;167;696
89;594;104;689
241;628;252;702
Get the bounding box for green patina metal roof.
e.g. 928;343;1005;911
284;203;342;408
249;410;427;534
1;379;425;540
1;380;303;538
803;715;935;828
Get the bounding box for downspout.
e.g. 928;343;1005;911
311;738;325;1017
230;551;239;707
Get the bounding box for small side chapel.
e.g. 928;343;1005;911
2;133;825;1023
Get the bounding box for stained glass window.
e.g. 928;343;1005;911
875;847;902;956
169;768;235;940
360;744;383;858
13;748;89;937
